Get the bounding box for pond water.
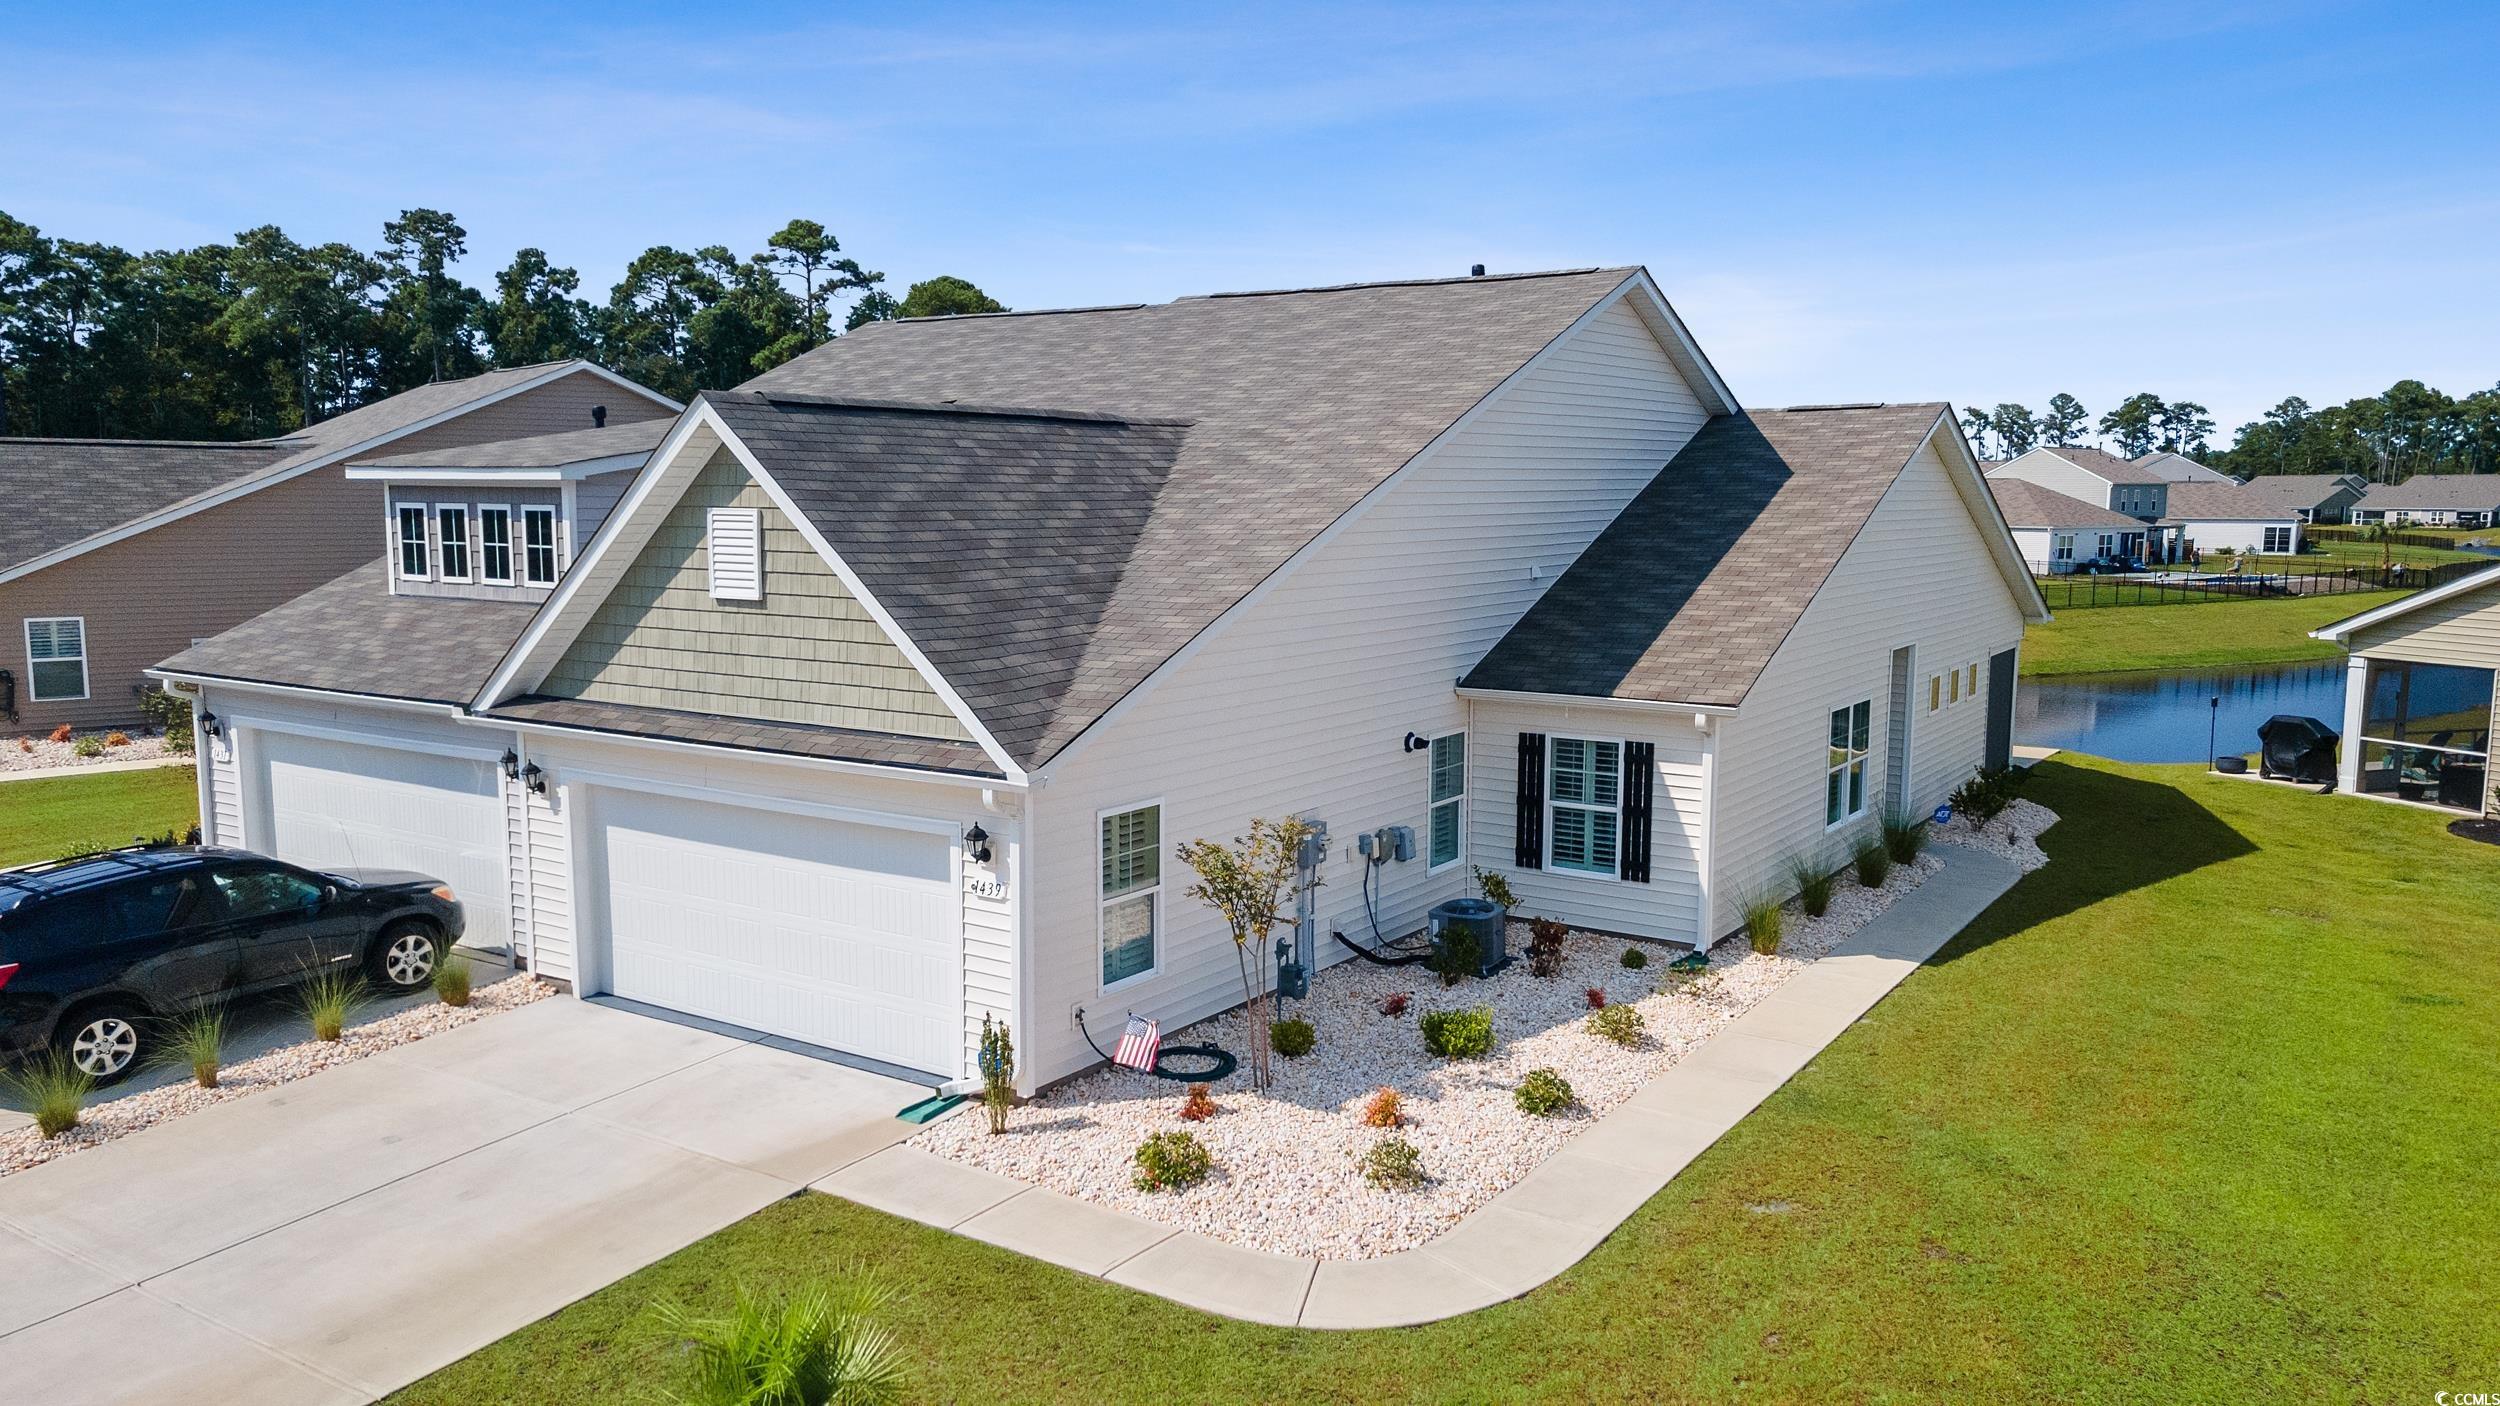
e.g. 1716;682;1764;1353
2017;660;2346;763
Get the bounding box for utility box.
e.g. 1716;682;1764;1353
1426;897;1508;978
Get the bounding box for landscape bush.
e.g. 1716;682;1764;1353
1786;854;1833;917
103;731;132;748
71;735;105;758
1588;1003;1645;1048
1377;992;1410;1018
1620;946;1648;970
1132;1131;1213;1191
1359;1136;1426;1190
1360;1086;1402;1128
1585;986;1607;1009
1853;836;1892;888
1471;866;1516;913
1419;1005;1496;1060
1178;1083;1218;1122
654;1279;906;1406
1526;917;1569;977
47;723;72;743
1743;888;1784;955
1270;1018;1316;1058
1952;765;2024;828
978;1015;1015;1134
1431;924;1481;987
1514;1068;1575;1117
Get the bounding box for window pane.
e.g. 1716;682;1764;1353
1101;807;1160;897
1829;707;1849;749
1549;806;1590;870
1589;810;1618;871
1851;701;1871;753
1591;741;1621;807
101;876;197;934
27;618;81;659
1848;760;1866;815
1102;893;1155;984
1827;769;1845;825
32;660;85;699
1550;737;1588;804
1431;799;1460;866
1430;733;1465;804
212;867;321;921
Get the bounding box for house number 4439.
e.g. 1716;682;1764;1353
966;873;1008;901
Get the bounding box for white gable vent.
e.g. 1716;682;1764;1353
707;508;763;602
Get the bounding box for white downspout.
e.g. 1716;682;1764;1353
2339;654;2368;794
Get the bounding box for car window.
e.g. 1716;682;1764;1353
209;866;324;921
0;892;107;953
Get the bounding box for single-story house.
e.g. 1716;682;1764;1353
1987;478;2149;573
2131;451;2236;485
1;361;674;734
155;267;2046;1093
2222;473;2369;525
2312;565;2500;814
2159;483;2305;557
2350;476;2500;528
1986;446;2181;562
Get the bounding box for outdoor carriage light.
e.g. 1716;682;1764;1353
520;761;548;795
964;823;993;864
500;749;520;780
197;711;222;740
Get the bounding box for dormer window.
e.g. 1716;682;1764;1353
478;506;515;585
523;507;559;585
436;506;472;582
397;506;430;580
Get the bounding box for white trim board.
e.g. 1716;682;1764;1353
2311;562;2500;642
343;452;655;484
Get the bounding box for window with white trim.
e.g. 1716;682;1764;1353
1100;804;1160;987
1547;736;1621;876
2051;533;2076;564
2096;532;2117;557
396;505;430;580
436;506;471;582
24;617;88;701
522;507;559;585
2262;525;2293;553
1966;662;1980;698
1428;732;1466;870
1826;699;1871;826
1928;674;1942;713
478;506;514;584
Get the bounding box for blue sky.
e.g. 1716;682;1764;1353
5;1;2494;436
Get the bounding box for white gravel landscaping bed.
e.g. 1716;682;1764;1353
914;803;2057;1261
1;729;181;773
0;975;556;1177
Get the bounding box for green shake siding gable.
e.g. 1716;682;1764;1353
541;449;972;741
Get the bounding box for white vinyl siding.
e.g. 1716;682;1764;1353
1428;731;1466;869
1825;700;1871;826
478;506;515;585
396;505;431;580
436;506;472;582
1548;735;1622;875
707;507;763;601
523;506;560;585
24;616;88;701
1100;803;1160;989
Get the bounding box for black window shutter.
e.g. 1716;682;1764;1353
1620;740;1654;883
1515;732;1545;869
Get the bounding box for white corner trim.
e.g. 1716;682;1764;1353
2310;561;2500;641
0;360;664;587
1623;268;1740;416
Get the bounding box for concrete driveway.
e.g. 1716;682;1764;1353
0;998;923;1404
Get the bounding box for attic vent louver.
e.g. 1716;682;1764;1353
707;508;763;602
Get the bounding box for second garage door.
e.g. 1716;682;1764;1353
257;730;511;949
593;789;961;1078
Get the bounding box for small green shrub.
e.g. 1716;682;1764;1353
1133;1130;1213;1191
979;1015;1016;1134
1852;836;1892;888
1951;764;2023;827
1882;809;1929;864
71;735;105;758
138;686;195;754
1514;1068;1576;1116
432;949;474;1008
1472;866;1516;912
1620;946;1649;970
299;967;369;1042
1785;854;1833;918
1743;889;1784;955
1430;923;1481;987
1270;1018;1316;1058
654;1279;907;1406
1359;1136;1427;1190
1588;1003;1645;1048
1419;1005;1496;1060
8;1053;93;1139
161;1005;228;1088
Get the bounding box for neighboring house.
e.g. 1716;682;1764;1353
2349;476;2500;528
2312;566;2500;814
2223;472;2369;525
1985;445;2180;561
1987;478;2147;574
2159;483;2305;557
2130;451;2237;484
156;268;2045;1093
0;361;676;735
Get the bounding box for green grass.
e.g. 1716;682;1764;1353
2022;589;2408;677
0;765;199;867
391;757;2500;1405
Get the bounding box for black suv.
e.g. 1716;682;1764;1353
0;846;466;1083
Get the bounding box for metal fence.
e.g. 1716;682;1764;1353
2304;524;2487;552
2030;559;2493;610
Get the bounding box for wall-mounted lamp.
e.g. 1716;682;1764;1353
198;711;223;740
964;823;993;865
1402;731;1430;753
520;761;548;795
499;749;521;781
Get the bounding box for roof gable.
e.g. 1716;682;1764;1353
2000;444;2166;485
1987;477;2143;530
2160;482;2299;522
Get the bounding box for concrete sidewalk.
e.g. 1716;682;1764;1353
818;843;2024;1330
0;997;923;1403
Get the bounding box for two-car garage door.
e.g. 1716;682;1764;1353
256;731;511;949
592;789;961;1079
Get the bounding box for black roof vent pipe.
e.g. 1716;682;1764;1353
592;404;607;428
1469;264;1486;277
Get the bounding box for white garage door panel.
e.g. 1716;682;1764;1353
598;790;958;1077
257;731;510;948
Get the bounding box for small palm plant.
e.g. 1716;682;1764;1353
655;1279;907;1406
432;949;474;1008
8;1052;95;1139
1784;854;1833;918
162;1005;229;1088
299;967;369;1042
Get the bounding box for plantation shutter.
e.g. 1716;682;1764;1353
706;508;763;601
1620;741;1654;883
1515;732;1545;869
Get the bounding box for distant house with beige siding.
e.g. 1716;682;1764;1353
0;361;674;735
2314;566;2500;815
157;267;2046;1093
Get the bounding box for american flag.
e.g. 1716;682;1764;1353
1114;1014;1160;1072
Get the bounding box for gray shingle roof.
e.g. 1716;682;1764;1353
2013;444;2166;485
0;360;606;575
2357;475;2500;510
2159;482;2301;523
1987;478;2142;530
487;695;1003;778
2131;451;2234;483
159;561;537;705
736;267;1661;763
1461;404;1951;707
2224;473;2366;513
351;416;671;472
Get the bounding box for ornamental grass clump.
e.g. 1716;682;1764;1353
1360;1136;1426;1190
431;949;474;1008
1882;809;1929;864
1270;1018;1316;1058
1361;1086;1403;1128
1785;854;1834;918
1419;1005;1495;1060
1742;888;1784;955
299;967;368;1043
1514;1068;1575;1117
7;1053;92;1139
1853;836;1892;888
1588;1002;1645;1048
1133;1131;1213;1191
161;1005;228;1089
653;1278;907;1406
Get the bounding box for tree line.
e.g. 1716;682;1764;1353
1962;381;2500;482
0;208;1004;440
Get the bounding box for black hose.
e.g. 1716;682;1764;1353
1072;1007;1239;1083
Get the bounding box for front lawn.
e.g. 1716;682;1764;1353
0;765;199;867
391;757;2500;1404
2021;589;2406;677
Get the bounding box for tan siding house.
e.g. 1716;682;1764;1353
2315;566;2500;815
